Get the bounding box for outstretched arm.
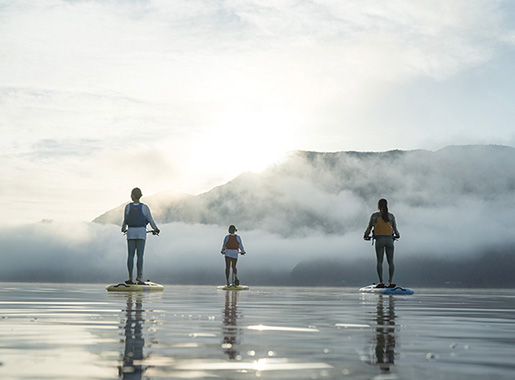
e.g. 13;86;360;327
390;214;400;239
237;235;246;254
363;213;376;240
143;204;160;234
221;235;229;254
121;204;130;233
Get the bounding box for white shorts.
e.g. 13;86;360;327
225;249;239;259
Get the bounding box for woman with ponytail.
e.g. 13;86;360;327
364;199;400;288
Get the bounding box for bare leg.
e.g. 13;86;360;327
225;256;231;285
232;260;238;281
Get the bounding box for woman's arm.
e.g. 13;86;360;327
363;213;376;239
390;214;400;238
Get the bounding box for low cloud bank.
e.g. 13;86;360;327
3;146;515;287
1;217;514;287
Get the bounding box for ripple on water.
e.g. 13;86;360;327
0;284;514;379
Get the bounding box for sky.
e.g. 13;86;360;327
2;0;515;226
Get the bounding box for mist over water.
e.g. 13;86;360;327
1;221;513;286
2;146;515;286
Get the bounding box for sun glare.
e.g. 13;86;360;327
194;110;296;175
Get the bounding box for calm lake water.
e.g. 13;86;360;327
0;283;514;380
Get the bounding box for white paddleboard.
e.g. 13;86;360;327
106;281;164;292
359;284;414;295
217;285;249;291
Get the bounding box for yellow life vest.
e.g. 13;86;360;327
373;212;393;238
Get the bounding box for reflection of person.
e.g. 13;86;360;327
121;187;160;285
221;225;246;286
222;290;240;360
370;295;396;373
364;199;400;288
119;294;145;379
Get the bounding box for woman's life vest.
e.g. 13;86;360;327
373;212;394;238
225;235;240;250
126;203;148;228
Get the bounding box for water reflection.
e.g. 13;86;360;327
222;290;241;360
370;295;396;374
118;294;145;379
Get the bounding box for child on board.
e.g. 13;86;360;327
364;198;400;288
121;187;160;285
221;225;246;286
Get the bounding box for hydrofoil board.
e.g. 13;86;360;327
217;285;249;291
359;284;414;295
106;281;164;292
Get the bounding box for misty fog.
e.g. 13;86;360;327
2;145;515;287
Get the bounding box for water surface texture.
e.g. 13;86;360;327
0;284;514;379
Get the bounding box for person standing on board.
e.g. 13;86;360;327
364;199;400;288
121;187;160;285
221;225;246;286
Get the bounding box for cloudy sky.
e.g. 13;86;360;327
2;0;515;225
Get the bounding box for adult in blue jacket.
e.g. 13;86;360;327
121;187;159;284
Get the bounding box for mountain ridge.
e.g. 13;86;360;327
93;144;515;237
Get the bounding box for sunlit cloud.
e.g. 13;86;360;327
1;1;515;224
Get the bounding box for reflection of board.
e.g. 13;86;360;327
217;285;249;291
359;284;414;295
106;282;164;292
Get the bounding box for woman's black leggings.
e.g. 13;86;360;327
375;237;394;283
